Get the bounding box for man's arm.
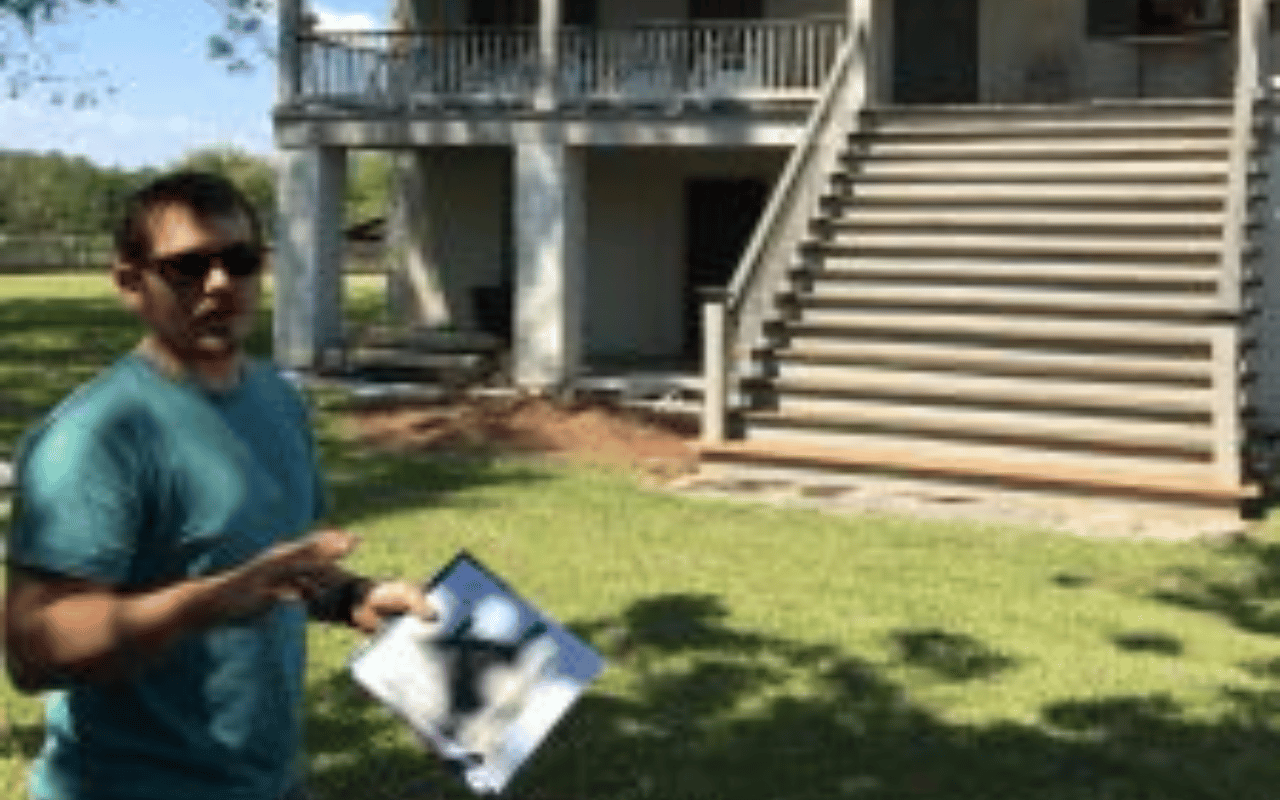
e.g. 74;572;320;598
4;529;358;693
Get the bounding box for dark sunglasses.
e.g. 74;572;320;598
149;243;264;282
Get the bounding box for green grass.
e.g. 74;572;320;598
6;272;1280;799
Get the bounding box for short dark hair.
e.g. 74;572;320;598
114;171;263;266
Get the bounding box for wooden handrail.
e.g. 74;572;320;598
1210;0;1271;485
701;18;872;442
1219;0;1268;310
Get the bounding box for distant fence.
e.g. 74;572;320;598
0;235;390;275
0;234;115;273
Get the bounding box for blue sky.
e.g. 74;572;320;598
0;1;390;169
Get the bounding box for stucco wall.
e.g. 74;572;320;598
979;0;1084;102
417;146;509;329
583;147;787;360
407;144;786;358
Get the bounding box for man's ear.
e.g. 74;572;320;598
112;260;146;313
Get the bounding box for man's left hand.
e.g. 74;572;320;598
351;580;435;634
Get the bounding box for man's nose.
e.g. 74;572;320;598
204;260;233;292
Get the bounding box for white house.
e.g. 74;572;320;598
273;0;1280;504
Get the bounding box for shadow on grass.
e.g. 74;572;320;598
1148;535;1280;636
0;295;143;455
0;293;282;457
304;592;1280;800
319;436;553;529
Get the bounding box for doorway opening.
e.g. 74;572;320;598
893;0;980;103
683;178;770;361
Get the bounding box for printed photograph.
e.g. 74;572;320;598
351;551;605;794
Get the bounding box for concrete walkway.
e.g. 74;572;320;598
670;469;1255;541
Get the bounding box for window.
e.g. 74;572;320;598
1087;0;1234;36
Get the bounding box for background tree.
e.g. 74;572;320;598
174;146;277;231
0;150;144;234
346;152;393;225
0;0;273;102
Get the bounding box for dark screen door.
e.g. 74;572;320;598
893;0;980;104
684;178;769;359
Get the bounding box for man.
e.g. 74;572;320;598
4;171;431;800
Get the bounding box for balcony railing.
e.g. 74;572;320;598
296;16;848;109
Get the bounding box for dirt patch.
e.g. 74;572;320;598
343;394;700;479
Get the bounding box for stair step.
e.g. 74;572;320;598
865;101;1232;132
746;403;1213;456
826;208;1222;232
818;232;1222;259
852;159;1228;181
833;180;1226;205
762;369;1211;417
792;284;1221;318
857;139;1229;161
806;260;1220;288
698;440;1252;504
765;342;1212;384
783;313;1217;349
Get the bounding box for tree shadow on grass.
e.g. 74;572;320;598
317;431;552;529
305;592;1280;800
1148;535;1280;636
0;295;142;455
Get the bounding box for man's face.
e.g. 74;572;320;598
118;202;261;369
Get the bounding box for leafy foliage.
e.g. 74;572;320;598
0;145;394;244
0;149;147;234
0;0;113;32
175;145;277;231
346;152;393;225
0;0;273;101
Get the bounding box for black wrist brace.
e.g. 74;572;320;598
308;576;375;626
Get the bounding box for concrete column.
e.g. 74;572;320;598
278;0;303;104
512;141;585;388
848;0;886;104
273;147;348;370
535;0;561;110
386;150;454;327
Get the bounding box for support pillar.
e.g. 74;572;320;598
273;147;347;370
534;0;561;110
512;142;585;388
387;150;454;327
278;0;302;104
848;0;885;103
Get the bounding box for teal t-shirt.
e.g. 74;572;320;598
7;353;325;800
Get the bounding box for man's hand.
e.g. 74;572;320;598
350;580;436;635
209;529;360;622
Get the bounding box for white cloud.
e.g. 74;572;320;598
311;5;381;32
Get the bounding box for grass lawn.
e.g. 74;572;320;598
5;272;1280;799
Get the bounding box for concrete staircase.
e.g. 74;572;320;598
700;101;1260;504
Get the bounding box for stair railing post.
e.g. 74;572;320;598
702;287;730;444
1211;326;1246;486
1221;0;1265;310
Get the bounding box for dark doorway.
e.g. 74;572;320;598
689;0;764;20
565;0;598;27
684;178;770;360
468;0;536;26
893;0;980;103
